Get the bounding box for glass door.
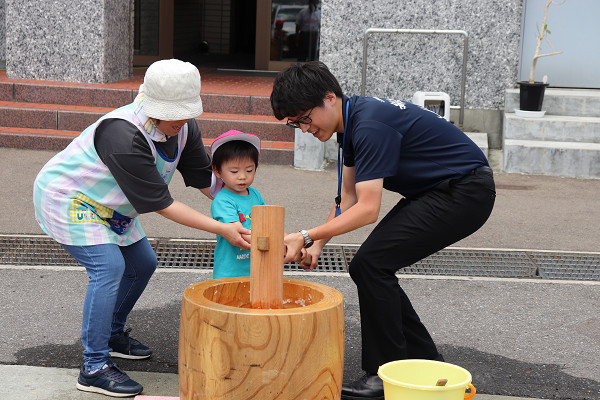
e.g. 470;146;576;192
256;0;321;71
133;0;174;66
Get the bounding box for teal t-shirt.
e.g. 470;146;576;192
210;186;265;278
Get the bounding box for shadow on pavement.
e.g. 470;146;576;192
10;302;600;400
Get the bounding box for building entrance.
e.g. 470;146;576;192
133;0;320;72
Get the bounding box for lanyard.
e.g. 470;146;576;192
335;100;350;217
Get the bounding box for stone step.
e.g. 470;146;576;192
0;80;133;108
505;88;600;118
502;110;600;178
503;139;600;179
0;101;293;142
0;126;294;165
0;101;113;131
465;132;489;159
504;113;600;143
0;81;273;116
197;112;293;142
0;126;79;151
0;70;292;163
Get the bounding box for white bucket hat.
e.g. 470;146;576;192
143;59;203;121
210;130;261;198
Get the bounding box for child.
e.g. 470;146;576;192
210;130;265;278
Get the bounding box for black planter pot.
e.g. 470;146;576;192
518;81;549;111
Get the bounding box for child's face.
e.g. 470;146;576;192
214;157;257;195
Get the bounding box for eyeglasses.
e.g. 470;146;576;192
286;108;314;129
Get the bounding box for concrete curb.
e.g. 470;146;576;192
0;365;547;400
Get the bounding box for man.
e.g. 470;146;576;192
271;61;495;400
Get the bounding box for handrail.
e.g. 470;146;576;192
361;28;469;127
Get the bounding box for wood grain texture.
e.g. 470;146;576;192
179;277;345;400
250;205;285;309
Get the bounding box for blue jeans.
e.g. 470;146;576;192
62;238;157;371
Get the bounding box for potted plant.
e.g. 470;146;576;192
518;0;564;112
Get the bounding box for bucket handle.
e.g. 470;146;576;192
464;383;476;400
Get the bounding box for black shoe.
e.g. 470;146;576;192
341;373;384;400
76;362;143;397
109;328;152;360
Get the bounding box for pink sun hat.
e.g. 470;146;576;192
210;130;261;197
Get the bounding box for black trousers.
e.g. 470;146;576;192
297;31;319;62
348;167;496;373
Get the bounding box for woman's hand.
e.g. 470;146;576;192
156;200;250;249
220;222;251;250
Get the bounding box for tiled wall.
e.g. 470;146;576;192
319;0;523;110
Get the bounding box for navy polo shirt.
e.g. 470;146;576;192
339;96;488;199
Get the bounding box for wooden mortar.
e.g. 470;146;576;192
178;206;345;399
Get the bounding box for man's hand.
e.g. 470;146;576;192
299;246;322;270
283;231;304;263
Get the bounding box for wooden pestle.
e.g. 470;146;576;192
250;205;285;309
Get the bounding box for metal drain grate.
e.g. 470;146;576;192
154;240;214;269
532;252;600;281
0;236;76;266
405;249;538;278
1;235;598;281
337;247;538;278
285;245;349;273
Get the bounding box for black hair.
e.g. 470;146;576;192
212;140;259;172
270;61;344;120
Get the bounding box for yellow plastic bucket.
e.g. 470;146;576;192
378;359;476;400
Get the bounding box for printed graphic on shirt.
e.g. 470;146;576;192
373;97;406;110
239;211;253;223
374;96;443;119
70;203;108;226
69;193;133;234
69;193;111;226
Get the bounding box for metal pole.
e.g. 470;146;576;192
361;28;469;127
459;33;469;128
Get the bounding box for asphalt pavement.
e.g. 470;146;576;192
0;147;599;400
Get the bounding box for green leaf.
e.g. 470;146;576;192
547;29;552;34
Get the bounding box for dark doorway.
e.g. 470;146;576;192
174;0;257;70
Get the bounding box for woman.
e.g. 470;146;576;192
33;59;250;397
